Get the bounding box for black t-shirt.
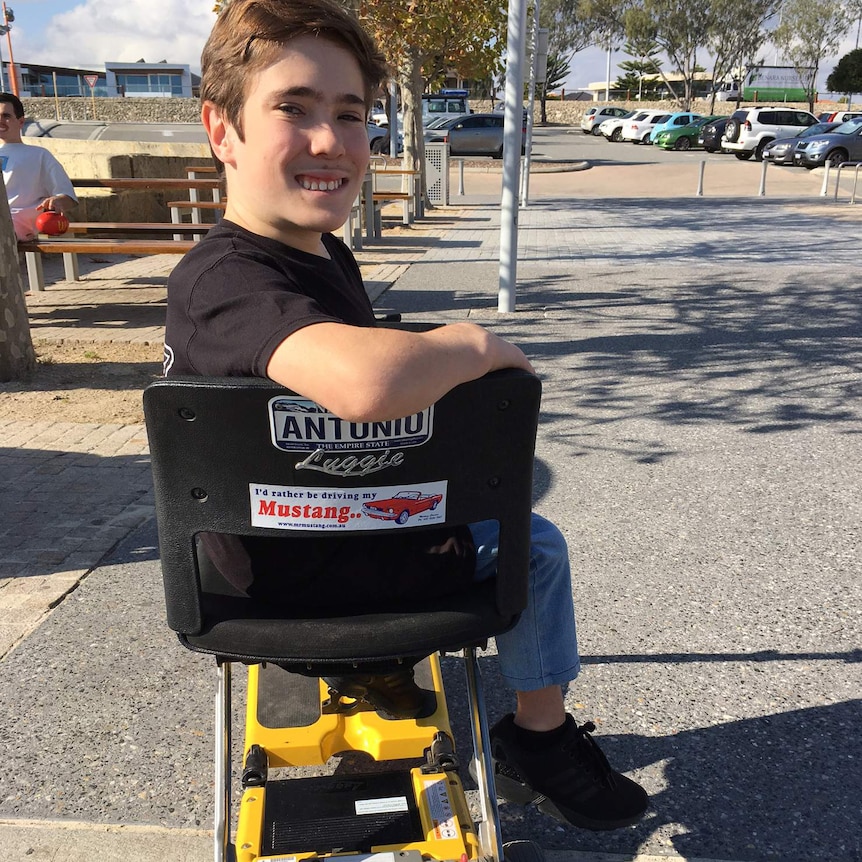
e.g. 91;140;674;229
165;220;374;378
164;220;474;612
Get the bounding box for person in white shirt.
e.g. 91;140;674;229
0;92;76;240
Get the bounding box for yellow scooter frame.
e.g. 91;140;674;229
213;647;523;862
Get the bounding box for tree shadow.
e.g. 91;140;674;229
0;445;153;579
441;653;862;862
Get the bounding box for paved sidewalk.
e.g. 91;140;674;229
0;159;859;862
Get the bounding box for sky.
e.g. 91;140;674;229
3;0;857;95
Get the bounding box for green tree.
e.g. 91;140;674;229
772;0;853;111
537;0;596;122
617;38;662;100
625;0;712;109
615;56;661;99
705;0;780;112
827;47;862;99
578;0;632;98
357;0;506;201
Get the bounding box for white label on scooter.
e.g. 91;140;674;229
355;796;409;815
423;779;458;840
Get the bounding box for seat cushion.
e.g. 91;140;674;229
182;580;516;663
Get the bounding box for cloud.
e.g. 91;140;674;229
22;0;215;72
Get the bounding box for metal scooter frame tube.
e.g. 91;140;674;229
464;646;504;862
215;661;232;862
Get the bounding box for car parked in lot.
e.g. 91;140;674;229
823;110;862;124
621;110;670;144
367;123;389;151
793;118;862;168
654;115;720;150
722;106;819;160
424;112;525;157
697;117;730;152
598;110;637;141
648;112;702;143
761;122;840;165
581;105;630;135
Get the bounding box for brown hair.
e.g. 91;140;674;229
200;0;388;139
0;92;24;119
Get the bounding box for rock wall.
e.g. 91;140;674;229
23;95;844;128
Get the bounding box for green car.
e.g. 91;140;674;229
654;116;721;150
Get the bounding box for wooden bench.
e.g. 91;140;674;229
19;238;197;292
68;222;213;237
369;166;421;230
165;199;365;250
71;177;224;192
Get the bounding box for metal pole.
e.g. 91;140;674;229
520;0;540;208
758;160;767;196
605;41;612;101
2;4;17;97
820;161;831;197
388;79;398;159
498;0;527;313
696;160;705;196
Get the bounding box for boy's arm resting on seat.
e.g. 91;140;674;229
266;320;535;422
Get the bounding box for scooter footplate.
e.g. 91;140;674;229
262;772;423;855
257;665;320;728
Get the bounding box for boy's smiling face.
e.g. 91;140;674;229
0;104;25;144
206;35;370;255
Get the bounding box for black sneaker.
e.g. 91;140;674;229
489;713;648;831
323;668;436;719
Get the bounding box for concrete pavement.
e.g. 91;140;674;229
0;156;860;862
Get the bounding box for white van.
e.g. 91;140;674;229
420;91;471;127
715;81;741;102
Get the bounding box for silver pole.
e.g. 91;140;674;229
498;0;528;313
520;0;540;208
758;160;767;196
696;160;705;196
389;80;398;159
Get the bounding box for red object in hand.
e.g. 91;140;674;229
35;210;70;235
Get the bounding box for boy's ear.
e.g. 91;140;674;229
202;101;238;167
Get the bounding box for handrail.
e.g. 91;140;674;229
830;161;862;204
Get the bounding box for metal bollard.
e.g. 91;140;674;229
758;160;767;196
820;162;831;197
458;159;465;196
696;160;705;196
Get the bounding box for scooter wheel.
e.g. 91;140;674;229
504;839;545;862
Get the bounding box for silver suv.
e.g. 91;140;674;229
722;106;818;161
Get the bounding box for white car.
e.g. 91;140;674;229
580;105;630;135
722;106;819;160
599;110;637;141
621;110;671;144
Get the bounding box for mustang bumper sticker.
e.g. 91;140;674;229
250;480;448;531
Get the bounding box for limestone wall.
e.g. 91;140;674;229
22;95;844;129
23;138;215;222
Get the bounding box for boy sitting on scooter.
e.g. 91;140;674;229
163;0;648;833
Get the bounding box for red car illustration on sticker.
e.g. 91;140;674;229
362;490;443;524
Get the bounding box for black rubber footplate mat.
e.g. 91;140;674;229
262;771;423;855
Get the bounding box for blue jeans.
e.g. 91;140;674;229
470;513;581;692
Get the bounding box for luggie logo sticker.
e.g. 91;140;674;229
250;480;447;531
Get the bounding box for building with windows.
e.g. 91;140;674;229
106;61;195;98
2;59;197;98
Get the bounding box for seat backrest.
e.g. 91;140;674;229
144;370;541;663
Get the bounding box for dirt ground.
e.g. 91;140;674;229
0;339;162;425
